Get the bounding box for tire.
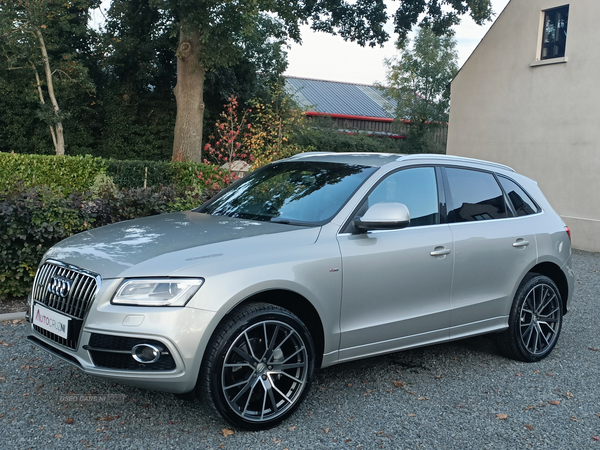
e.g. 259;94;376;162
496;274;563;362
200;302;316;430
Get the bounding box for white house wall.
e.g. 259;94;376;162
447;0;600;252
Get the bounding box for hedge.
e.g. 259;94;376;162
0;152;232;298
0;152;230;192
0;152;106;194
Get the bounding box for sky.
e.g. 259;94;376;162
91;0;511;86
285;0;511;85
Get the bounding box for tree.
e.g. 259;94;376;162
153;0;492;162
0;0;99;155
383;25;459;151
98;0;289;161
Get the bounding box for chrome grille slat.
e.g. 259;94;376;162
64;273;81;317
32;261;100;350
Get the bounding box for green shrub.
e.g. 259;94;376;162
0;152;106;194
0;185;93;298
291;126;408;154
0;182;212;299
104;159;230;191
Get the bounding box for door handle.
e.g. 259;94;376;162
430;247;451;257
512;240;530;248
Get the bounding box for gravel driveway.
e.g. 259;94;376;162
1;250;599;449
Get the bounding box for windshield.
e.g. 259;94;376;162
197;161;376;224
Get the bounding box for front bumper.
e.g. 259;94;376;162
27;293;218;394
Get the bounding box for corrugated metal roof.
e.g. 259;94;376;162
285;77;396;119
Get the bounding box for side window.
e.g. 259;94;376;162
498;176;540;216
445;168;507;223
541;5;569;60
367;167;439;227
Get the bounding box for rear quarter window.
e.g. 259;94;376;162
498;176;540;216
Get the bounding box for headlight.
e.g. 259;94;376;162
112;279;204;306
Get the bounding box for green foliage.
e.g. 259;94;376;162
104;159;229;192
0;152;106;194
0;0;101;154
246;88;313;168
0;164;219;298
384;26;459;125
291;117;408;154
0;185;93;297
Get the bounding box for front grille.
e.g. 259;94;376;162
32;261;100;349
86;333;176;371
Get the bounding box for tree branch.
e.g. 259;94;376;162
29;60;58;149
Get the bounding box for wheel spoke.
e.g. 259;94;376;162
538;306;559;319
522;322;534;350
264;379;279;418
532;324;540;353
271;329;296;359
536;292;556;315
280;346;305;365
242;379;260;417
244;330;258;361
232;346;256;365
537;323;551;348
233;376;260;405
278;362;307;370
224;375;254;392
261;324;280;361
273;370;305;385
268;375;294;405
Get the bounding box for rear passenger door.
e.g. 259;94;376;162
443;167;539;338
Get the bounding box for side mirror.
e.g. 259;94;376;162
353;202;410;232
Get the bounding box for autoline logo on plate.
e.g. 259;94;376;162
33;304;70;339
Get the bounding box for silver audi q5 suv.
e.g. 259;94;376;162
27;153;574;429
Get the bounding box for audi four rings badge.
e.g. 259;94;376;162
48;275;72;297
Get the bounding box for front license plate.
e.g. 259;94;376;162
33;304;70;339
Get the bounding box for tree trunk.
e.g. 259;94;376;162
172;28;205;163
35;29;65;155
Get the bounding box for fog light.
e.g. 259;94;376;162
131;344;162;364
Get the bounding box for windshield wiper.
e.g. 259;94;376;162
270;218;315;227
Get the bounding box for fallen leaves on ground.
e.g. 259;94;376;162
221;428;234;437
548;400;560;406
65;418;74;425
323;428;330;434
525;425;534;431
392;380;406;388
496;414;508;420
95;415;119;422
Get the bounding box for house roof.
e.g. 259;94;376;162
284;76;396;120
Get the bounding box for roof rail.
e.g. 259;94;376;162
397;154;515;173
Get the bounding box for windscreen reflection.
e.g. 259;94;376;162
198;161;376;224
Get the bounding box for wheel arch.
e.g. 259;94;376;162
528;262;570;314
225;289;325;368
